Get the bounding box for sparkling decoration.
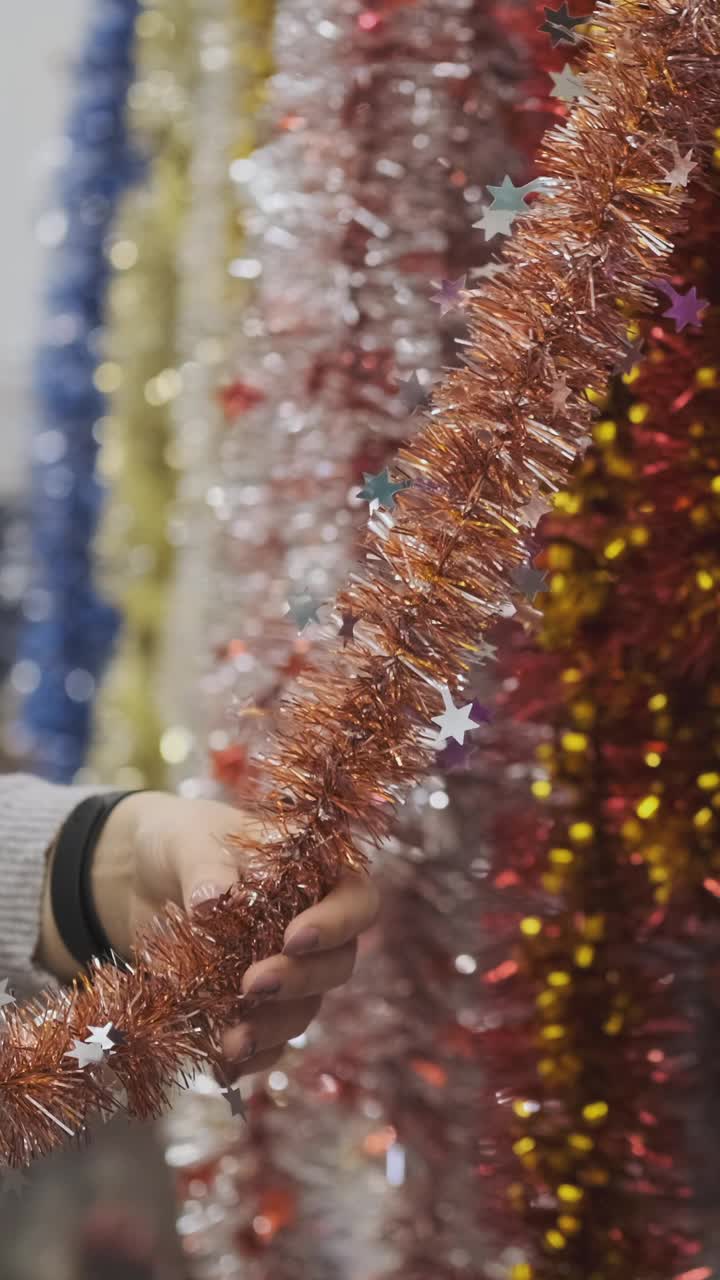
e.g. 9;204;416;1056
661;140;698;191
13;0;142;781
357;469;412;512
475;176;546;241
478;166;720;1279
549;63;593;101
430;274;468;315
136;0;275;787
86;1022;124;1052
539;2;588;46
656;279;710;332
1;0;718;1180
65;1037;106;1070
89;0;196;788
432;685;479;748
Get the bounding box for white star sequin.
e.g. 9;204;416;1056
432;686;477;747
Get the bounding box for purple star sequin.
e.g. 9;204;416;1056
655;280;709;333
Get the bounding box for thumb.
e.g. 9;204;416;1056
166;798;250;914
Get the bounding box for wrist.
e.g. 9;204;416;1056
90;791;150;960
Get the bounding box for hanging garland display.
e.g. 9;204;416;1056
14;0;142;783
89;0;194;790
0;0;718;1171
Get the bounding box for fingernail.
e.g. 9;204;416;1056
283;926;321;957
246;976;282;998
223;1025;256;1064
190;883;226;909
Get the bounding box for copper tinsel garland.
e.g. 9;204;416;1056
1;0;719;1168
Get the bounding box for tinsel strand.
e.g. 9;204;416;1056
1;0;718;1168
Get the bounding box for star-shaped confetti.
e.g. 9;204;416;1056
222;1083;247;1120
357;469;411;511
397;371;432;413
549;65;594;102
65;1038;105;1069
476;637;498;663
0;978;15;1010
539;3;588;45
613;335;645;377
432;686;478;747
430;275;467;316
474;176;545;242
338;610;360;646
548;373;573;416
656;280;709;332
86;1023;125;1052
512;563;548;602
0;1168;28;1200
660;142;697;193
287;593;322;632
469;699;491;725
518;492;552;528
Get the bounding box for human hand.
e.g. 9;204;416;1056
41;792;379;1079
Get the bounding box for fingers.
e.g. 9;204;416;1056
222;1044;285;1082
224;995;321;1065
282;869;380;957
242;940;357;1002
220;995;322;1082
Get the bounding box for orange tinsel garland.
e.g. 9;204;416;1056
1;0;719;1168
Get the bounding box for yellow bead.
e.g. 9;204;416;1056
541;1024;566;1041
513;1137;536;1156
711;475;720;495
648;692;667;711
603;1013;624;1035
548;545;573;570
511;1265;533;1280
582;1101;608;1123
554;492;582;515
582;915;605;941
532;780;552;799
569;821;594;843
636;794;660;820
628;402;649;424
698;772;720;790
594;419;617;444
574;944;594;968
694;807;714;830
645;752;662;768
558;1216;582;1234
568;1133;594;1152
520;916;542;937
603;537;626;560
557;1183;584;1204
561;732;588;753
548;970;572;988
549;848;574;866
696;367;718;388
697;569;715;591
513;1099;540;1118
562;667;583;684
629;525;649;546
545;1230;567;1251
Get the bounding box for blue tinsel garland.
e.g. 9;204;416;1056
17;0;143;782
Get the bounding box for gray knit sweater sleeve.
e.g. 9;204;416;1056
0;773;106;997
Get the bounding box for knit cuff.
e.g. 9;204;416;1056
0;774;109;998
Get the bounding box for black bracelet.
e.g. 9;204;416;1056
50;791;137;969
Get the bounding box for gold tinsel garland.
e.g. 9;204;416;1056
89;0;193;788
1;0;718;1167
